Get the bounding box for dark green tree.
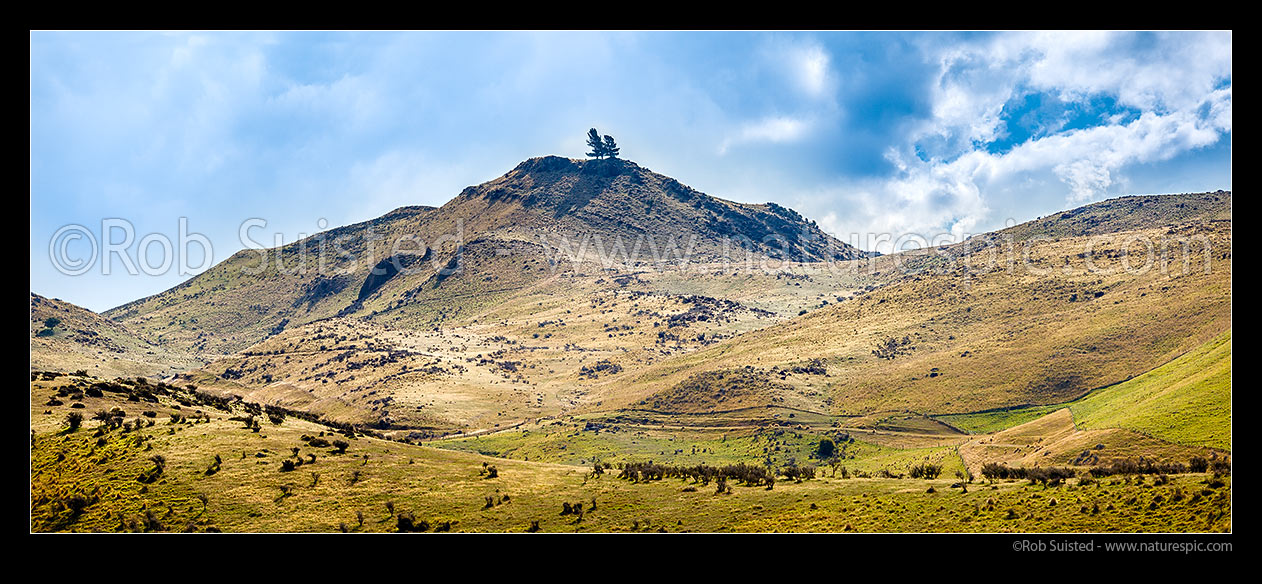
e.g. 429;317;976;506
602;135;620;159
585;128;607;159
816;437;835;459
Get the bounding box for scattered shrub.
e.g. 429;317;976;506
396;512;428;532
205;454;222;476
909;463;943;479
1087;458;1191;477
781;464;816;482
137;455;166;484
617;461;776;487
816;438;836;459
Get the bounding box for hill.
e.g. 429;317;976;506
955;407;1221;478
30;294;202;378
142;190;1231;440
105;157;867;356
178;261;873;433
998;191;1232;241
590;192;1231;420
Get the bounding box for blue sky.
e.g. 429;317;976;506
31;31;1232;312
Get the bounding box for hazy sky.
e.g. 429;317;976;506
30;31;1232;312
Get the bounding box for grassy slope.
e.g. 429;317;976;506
101;206;440;355
939;330;1231;451
74;191;1232;451
186;262;867;432
956;408;1220;477
936;404;1067;435
30;294;202;378
1070;330;1231;449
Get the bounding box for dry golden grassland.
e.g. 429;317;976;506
31;376;1230;533
608;219;1230;419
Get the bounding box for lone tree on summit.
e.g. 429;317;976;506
585;128;620;159
586;128;606;158
602;135;620;159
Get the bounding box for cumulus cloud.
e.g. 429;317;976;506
816;102;1230;253
858;31;1233;241
811;150;991;254
1011;31;1232;113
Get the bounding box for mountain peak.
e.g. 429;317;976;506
453;155;867;263
510;155;641;178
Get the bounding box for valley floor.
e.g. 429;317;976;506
30;372;1230;533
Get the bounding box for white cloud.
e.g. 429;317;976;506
866;31;1233;238
913;45;1021;151
816;100;1230;252
754;37;838;101
792;44;832;98
711;38;838;156
1010;31;1232;113
911;31;1230;155
718;116;810;154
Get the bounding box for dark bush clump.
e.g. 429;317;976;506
981;463;1076;484
816;438;836;459
137;455;166;484
1024;466;1076;485
205;454;222;476
1088;458;1191;477
909;463;943;479
396;512;429;532
780;464;816;482
616;461;776;487
981;462;1027;480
